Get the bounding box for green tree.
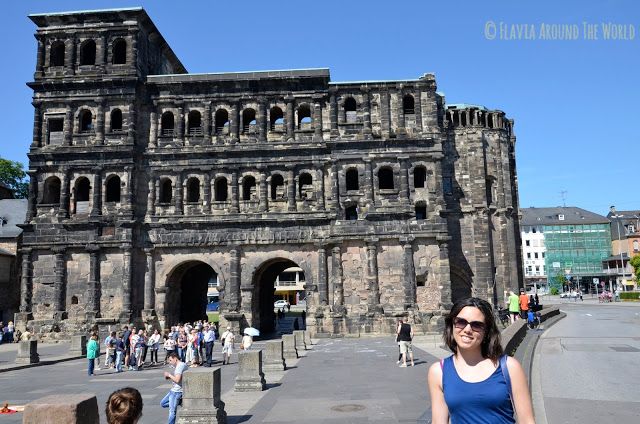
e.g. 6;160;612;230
0;158;28;198
550;272;566;292
630;255;640;287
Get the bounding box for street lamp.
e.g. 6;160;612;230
610;206;627;293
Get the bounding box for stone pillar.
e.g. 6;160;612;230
32;102;42;148
329;90;339;137
127;102;136;145
90;169;102;217
230;171;239;213
177;367;227;424
203;173;211;212
177;103;185;144
120;245;132;323
258;100;267;142
144;248;155;310
258;171;267;212
34;36;45;78
64;106;73;145
329;163;339;211
263;340;286;372
402;241;416;307
303;330;312;346
64;38;75;76
95;102;105;145
204;101;212;144
58;169;70;218
26;171;37;221
149;109;158;148
19;248;33;313
438;242;453;311
364;159;375;209
362;88;372;137
228;246;241;311
23;394;99;424
287;167;296;212
317;245;328;305
332;246;344;307
230;101;240;143
86;245;100;320
15;340;39;364
313;97;323;141
52;247;66;317
414;89;423;132
285;96;295;141
366;242;380;306
381;90;391;136
123;166;133;216
315;165;325;210
282;334;298;360
146;173;155;217
175;174;183;215
293;330;307;350
399;157;410;205
98;34;107;70
69;335;87;356
234;350;266;392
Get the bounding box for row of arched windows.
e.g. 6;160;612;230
40;175;122;206
49;38;127;67
344;165;427;191
77;108;124;133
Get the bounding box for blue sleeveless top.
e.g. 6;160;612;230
442;355;515;424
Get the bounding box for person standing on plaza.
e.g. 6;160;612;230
519;289;529;320
241;333;253;351
104;331;115;368
177;329;188;363
397;317;415;367
163;333;176;364
87;334;100;376
221;326;235;365
105;387;143;424
148;329;161;366
507;290;520;324
115;333;125;373
395;319;403;364
202;323;216;367
427;297;534;424
122;326;131;368
161;352;188;424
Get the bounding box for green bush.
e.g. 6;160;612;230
620;292;640;300
550;287;559;295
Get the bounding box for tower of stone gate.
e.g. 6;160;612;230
17;8;522;339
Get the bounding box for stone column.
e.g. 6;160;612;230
329;90;339;137
230;171;239;213
258;171;267;212
52;247;66;318
399;157;410;205
230;101;240;143
86;245;101;320
204;101;212;144
98;34;107;70
177;367;227;424
366;242;380;306
31;102;42;148
315;164;325;211
203;173;211;212
149;109;158;148
34;36;45;78
282;334;298;360
69;335;87;356
127;103;136;145
228;246;241;311
414;89;423;132
177;103;185;144
287;167;296;212
120;244;132;322
64;38;75;76
361;88;372;137
438;242;453;310
293;330;307;350
263;340;286;372
313;97;323;141
317;245;328;305
258;100;267;142
58;169;70;218
64;106;73;145
329;163;339;211
90;169;102;217
234;350;266;392
364;159;375;209
15;340;39;364
381;90;391;136
332;246;344;307
146;173;155;217
285;96;295;141
402;241;416;307
19;248;33;313
26;171;37;221
144;248;155;310
95;102;105;145
23;394;99;424
175;174;183;215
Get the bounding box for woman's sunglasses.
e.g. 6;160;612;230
453;317;486;333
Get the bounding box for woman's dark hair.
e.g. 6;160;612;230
105;387;143;424
443;297;503;363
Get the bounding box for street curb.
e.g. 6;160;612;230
0;354;85;373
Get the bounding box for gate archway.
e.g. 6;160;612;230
165;261;217;325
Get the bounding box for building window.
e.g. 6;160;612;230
542;252;545;258
187;110;203;136
414;166;426;188
403;94;415;115
525;240;530;247
298;173;313;199
526;253;531;259
242;109;256;133
346;168;359;191
159;178;172;203
532;227;537;233
534;252;539;259
415;205;426;220
161;112;175;136
42;176;61;204
270;106;284;131
47;118;64;145
271;174;285;200
79;110;93;133
50;41;65;67
242;176;256;201
110;109;123;132
214;109;229;135
79;40;96;65
74;177;91;214
378;167;394;190
297;104;312;129
344;97;357;123
558;214;565;221
634;240;639;252
105;175;121;202
214;177;228;201
345;205;358;220
186;177;200;202
112;38;127;64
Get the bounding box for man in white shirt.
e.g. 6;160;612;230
221;326;235;365
202;323;216;367
161;352;188;424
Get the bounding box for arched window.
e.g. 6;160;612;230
403;95;415;115
112;38;127;64
214;178;228;201
186;177;200;202
270;106;284;130
42;176;61;204
378;167;394;190
79;40;96;66
50;41;65;67
79;110;93;133
344;97;357;123
345;205;358;221
214;109;229;135
71;296;79;305
242;176;256;201
242;109;256;133
346;168;359;191
105;175;121;202
415;203;427;220
110;109;123;132
187;110;202;136
414;166;426;189
159;178;173;203
297;104;312;129
161;111;175;136
271;174;285;200
74;177;91;214
299;173;313;199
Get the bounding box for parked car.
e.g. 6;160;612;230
559;291;579;299
274;299;290;308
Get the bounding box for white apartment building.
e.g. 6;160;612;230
520;209;548;290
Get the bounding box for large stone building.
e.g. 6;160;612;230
18;8;522;338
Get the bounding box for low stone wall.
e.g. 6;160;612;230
501;305;560;355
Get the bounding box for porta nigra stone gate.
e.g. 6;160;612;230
17;8;523;339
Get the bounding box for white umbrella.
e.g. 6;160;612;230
243;327;260;337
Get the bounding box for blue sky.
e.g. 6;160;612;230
1;1;638;215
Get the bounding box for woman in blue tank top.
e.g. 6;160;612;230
427;297;535;423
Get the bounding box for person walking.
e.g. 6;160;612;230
202;323;216;367
105;387;143;424
87;334;100;376
104;331;115;368
397;317;414;367
161;352;188;424
115;333;125;373
221;326;235;365
427;297;535;424
395;319;403;364
518;289;529;320
122;326;132;369
507;290;520;324
148;329;161;366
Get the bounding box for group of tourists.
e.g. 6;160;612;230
0;321;17;344
506;288;540;324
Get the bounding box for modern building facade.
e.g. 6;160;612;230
520;210;547;291
18;8;522;338
605;207;639;290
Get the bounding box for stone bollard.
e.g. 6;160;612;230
263;340;286;372
69;335;87;356
177;367;227;424
293;330;307;350
234;350;266;392
15;340;39;364
23;393;99;424
282;334;298;360
303;330;312;346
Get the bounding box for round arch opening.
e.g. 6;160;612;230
166;261;218;325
